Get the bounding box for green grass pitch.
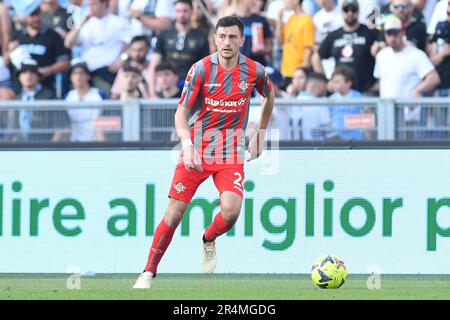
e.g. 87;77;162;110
0;274;449;300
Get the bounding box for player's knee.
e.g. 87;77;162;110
165;199;189;227
221;204;241;224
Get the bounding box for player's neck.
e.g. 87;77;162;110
218;54;239;70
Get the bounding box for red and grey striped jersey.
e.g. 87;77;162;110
178;52;272;164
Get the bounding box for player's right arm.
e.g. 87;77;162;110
175;62;205;172
175;106;202;172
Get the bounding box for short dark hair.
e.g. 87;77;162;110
130;35;150;47
155;61;178;75
174;0;193;8
122;61;141;75
306;72;328;85
215;16;244;36
332;65;355;83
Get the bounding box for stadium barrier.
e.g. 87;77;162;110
0;98;448;143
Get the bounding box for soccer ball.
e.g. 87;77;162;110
311;255;348;289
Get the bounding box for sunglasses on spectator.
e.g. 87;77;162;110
393;3;409;9
343;6;358;13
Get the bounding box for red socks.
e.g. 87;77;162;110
204;212;233;242
144;219;176;274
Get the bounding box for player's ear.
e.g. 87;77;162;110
240;36;245;48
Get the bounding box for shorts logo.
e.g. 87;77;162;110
174;182;187;194
238;81;249;93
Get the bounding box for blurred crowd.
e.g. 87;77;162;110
0;0;448;141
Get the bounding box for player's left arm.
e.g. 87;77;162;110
247;74;275;161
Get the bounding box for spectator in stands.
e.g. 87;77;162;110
374;16;440;138
312;0;380;93
313;0;344;79
9;4;70;95
292;72;332;140
64;0;131;96
65;0;89;59
67;0;89;27
109;0;174;40
313;0;344;44
191;0;215;53
0;2;14;100
59;59;105;142
275;0;315;89
235;0;273;66
328;65;366;140
427;0;447;36
155;62;182;99
286;67;310;97
15;59;59;142
427;2;450;138
429;1;450;97
389;0;427;51
217;0;244;18
338;0;379;26
110;35;150;99
41;0;71;40
148;0;210;98
119;62;144;100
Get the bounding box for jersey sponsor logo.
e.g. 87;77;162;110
204;97;247;108
238;81;249;93
173;182;187;194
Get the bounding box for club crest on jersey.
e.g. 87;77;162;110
174;182;186;194
238;81;249;93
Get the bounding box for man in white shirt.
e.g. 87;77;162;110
64;0;132;95
427;0;448;35
63;59;106;142
313;0;344;78
112;0;174;39
374;15;440;138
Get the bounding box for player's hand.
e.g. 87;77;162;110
247;130;265;161
183;145;203;172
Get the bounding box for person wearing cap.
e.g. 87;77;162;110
9;3;70;96
374;15;440;138
60;59;106;142
388;0;427;51
15;58;61;142
312;0;380;93
148;0;210;98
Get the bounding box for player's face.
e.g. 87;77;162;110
213;26;245;60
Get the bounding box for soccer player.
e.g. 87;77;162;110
133;15;275;289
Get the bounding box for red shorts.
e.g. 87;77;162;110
168;163;245;203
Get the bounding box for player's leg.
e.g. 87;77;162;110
134;163;210;288
204;191;243;242
201;166;244;274
133;198;189;289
